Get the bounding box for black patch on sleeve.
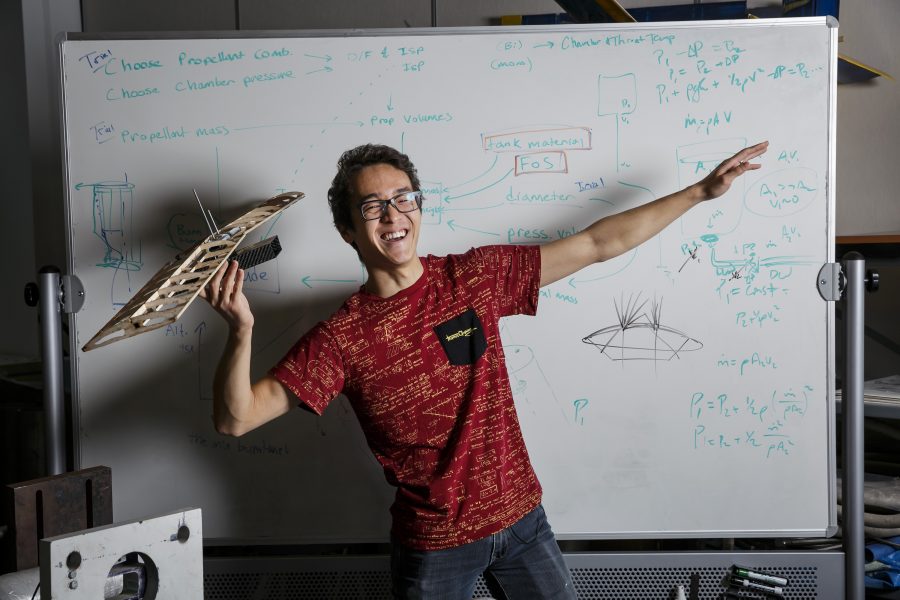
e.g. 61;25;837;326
433;308;488;366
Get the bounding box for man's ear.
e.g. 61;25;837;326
339;228;358;250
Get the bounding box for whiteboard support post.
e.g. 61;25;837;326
25;267;85;476
841;252;872;600
38;267;66;476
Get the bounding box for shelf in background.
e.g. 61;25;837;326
838;234;900;262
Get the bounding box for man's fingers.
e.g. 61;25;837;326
717;141;768;177
234;267;245;300
222;261;241;297
734;140;769;166
204;261;239;305
207;262;227;295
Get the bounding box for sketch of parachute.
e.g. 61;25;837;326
582;294;702;361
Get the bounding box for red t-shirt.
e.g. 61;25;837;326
271;244;543;550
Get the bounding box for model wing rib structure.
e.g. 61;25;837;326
82;191;303;351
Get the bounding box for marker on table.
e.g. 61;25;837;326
730;575;784;596
731;565;789;587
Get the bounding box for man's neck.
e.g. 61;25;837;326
363;258;425;298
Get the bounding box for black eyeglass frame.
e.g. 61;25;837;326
358;191;424;221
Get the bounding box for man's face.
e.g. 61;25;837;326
341;163;422;272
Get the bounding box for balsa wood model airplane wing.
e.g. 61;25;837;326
82;191;303;351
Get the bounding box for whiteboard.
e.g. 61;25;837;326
61;18;837;544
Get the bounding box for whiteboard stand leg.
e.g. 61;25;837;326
25;266;85;476
37;267;66;476
841;252;878;600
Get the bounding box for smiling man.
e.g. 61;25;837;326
203;141;767;599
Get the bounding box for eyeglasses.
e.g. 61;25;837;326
358;191;423;221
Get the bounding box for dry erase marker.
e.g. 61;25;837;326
730;575;783;596
732;565;788;587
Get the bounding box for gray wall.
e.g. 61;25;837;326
1;0;80;360
0;0;36;359
836;0;900;237
835;0;900;380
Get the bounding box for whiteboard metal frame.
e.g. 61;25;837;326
62;16;835;41
825;15;839;540
60;17;839;543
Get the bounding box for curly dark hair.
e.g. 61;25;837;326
327;144;421;233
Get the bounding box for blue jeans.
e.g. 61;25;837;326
391;505;576;599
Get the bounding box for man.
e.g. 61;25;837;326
202;141;768;599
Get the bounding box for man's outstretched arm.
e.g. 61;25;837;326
539;141;768;287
